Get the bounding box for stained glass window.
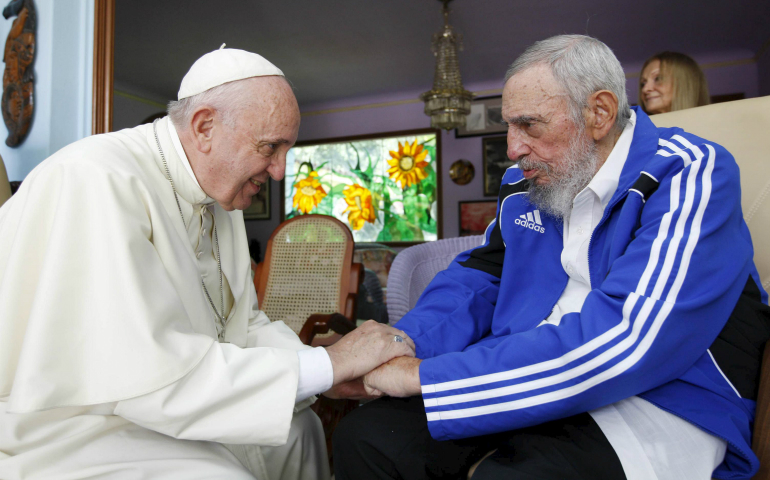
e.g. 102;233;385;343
283;130;440;243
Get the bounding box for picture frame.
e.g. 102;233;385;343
243;179;270;220
280;127;442;246
459;200;497;236
455;95;507;138
482;135;513;197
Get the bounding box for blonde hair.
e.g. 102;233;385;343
639;52;709;113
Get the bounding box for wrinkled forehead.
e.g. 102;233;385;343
501;64;570;121
239;80;300;142
244;76;299;110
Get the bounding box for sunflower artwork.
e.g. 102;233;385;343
284;132;439;243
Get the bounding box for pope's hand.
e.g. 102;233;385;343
324;320;415;386
363;356;422;398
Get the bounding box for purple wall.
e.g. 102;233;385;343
625;50;760;105
245;54;762;257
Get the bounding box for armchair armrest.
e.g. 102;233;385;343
299;312;357;345
343;262;364;320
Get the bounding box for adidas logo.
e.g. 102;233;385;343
514;210;545;233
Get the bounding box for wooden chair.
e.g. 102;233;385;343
253;214;362;470
651;97;770;479
254;214;362;340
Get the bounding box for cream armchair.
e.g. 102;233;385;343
650;96;770;480
651;96;770;291
651;96;770;480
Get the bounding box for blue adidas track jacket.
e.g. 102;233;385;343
397;107;770;479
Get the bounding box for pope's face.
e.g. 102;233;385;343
205;78;300;211
501;64;587;186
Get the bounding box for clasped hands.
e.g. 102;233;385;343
323;320;422;400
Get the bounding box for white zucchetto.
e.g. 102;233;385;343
177;44;284;100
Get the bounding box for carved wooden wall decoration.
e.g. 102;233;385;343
1;0;35;147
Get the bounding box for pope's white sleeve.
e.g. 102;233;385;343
296;347;334;402
114;342;301;446
245;307;332;401
246;309;309;351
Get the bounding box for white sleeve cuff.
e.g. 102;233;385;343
295;347;334;403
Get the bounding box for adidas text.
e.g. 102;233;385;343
515;210;545;234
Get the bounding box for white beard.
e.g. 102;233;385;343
518;131;600;220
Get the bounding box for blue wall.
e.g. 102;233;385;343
0;0;94;181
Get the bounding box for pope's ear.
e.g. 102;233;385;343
190;106;216;154
587;90;618;141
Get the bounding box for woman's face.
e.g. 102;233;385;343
640;59;674;114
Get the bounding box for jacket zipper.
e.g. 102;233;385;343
586;191;629;288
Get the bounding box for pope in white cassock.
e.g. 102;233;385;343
0;47;415;479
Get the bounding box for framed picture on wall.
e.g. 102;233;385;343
459;200;497;236
243;179;270;220
281;128;442;245
482;136;514;196
455;96;507;138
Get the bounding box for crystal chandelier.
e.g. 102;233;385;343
420;0;473;130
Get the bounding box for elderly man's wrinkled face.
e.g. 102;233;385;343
206;77;300;211
502;64;599;218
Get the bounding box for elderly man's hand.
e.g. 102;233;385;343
363;356;422;398
324;320;415;387
323;377;383;400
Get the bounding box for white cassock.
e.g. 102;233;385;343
0;117;330;480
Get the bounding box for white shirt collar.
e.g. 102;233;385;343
586;109;637;210
167;120;203;191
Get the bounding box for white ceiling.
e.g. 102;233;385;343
114;0;770;107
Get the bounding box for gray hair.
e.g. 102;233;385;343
167;76;288;130
504;35;631;132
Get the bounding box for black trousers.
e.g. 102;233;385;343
333;396;627;480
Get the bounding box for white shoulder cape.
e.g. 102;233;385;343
0;121;295;413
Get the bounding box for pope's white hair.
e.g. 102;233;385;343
167;76;291;129
505;35;631;132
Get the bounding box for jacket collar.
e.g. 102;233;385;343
611;106;661;203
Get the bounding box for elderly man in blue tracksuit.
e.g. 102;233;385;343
334;35;770;480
